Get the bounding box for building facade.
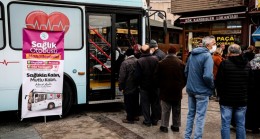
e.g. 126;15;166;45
171;0;256;61
149;0;182;53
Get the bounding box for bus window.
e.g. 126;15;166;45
0;4;4;49
8;3;83;49
115;14;140;73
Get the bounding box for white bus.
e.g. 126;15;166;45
25;90;62;111
0;0;166;116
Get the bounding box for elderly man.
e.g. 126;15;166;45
154;46;186;133
184;36;215;139
149;39;166;61
216;44;251;139
135;44;159;126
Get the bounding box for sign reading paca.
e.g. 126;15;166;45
216;36;236;45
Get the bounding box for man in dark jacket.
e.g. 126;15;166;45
154;46;186;133
119;48;139;124
135;44;159;126
150;39;166;61
216;44;251;139
149;39;166;121
246;48;260;133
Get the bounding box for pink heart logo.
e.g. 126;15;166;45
25;10;70;33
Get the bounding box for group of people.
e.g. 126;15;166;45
118;40;186;133
185;36;260;139
118;36;260;139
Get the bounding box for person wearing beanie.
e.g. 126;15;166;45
118;48;139;124
149;40;166;121
154;46;186;133
149;39;166;61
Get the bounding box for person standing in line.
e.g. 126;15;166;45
118;48;139;124
243;45;255;62
184;36;215;139
219;43;227;59
149;39;166;61
211;48;224;100
149;39;166;120
216;44;251;139
246;48;260;133
154;46;186;133
135;44;159;126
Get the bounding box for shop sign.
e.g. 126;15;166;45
216;36;235;45
180;12;245;24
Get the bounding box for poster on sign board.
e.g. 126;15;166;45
22;29;64;118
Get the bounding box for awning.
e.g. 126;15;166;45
149;19;183;30
252;26;260;42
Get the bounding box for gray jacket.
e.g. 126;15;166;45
118;55;138;94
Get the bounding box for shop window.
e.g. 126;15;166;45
227;21;241;29
151;30;165;43
169;32;179;44
212;22;226;29
185;23;210;30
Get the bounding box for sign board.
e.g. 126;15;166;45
180;12;246;24
22;29;64;119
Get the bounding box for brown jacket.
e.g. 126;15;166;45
212;53;223;80
154;55;186;102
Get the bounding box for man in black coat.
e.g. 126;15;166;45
216;44;251;139
135;44;159;126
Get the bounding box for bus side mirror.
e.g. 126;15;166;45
163;20;167;36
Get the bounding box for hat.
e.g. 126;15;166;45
150;39;158;48
168;46;177;54
125;48;134;56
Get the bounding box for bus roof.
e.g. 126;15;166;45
56;0;147;8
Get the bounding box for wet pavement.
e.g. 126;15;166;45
1;89;260;139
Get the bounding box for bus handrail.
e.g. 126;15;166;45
89;26;111;47
89;53;111;72
89;39;111;60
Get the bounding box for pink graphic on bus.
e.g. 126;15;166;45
25;11;70;33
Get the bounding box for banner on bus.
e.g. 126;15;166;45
22;29;64;119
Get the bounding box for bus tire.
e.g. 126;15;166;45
48;103;55;110
62;79;73;116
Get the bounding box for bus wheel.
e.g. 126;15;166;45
48;103;55;110
62;80;73;116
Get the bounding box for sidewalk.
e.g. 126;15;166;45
0;89;260;139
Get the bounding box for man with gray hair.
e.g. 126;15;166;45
216;44;251;139
184;36;215;139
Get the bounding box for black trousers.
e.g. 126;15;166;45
124;90;140;121
140;88;161;124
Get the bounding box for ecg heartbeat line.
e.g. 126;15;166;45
0;60;20;66
26;20;70;32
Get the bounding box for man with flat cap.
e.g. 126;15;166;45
135;44;159;126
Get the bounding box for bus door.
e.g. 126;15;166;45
87;13;115;100
86;10;142;101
